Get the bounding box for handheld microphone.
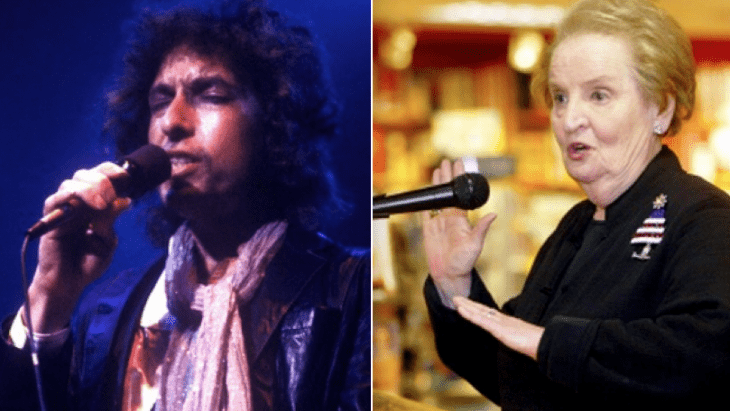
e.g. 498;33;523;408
26;144;171;240
373;173;489;218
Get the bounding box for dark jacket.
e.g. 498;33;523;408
425;147;730;410
2;225;370;411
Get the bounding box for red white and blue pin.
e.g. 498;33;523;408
630;194;667;260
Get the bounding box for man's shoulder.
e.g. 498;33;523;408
284;226;369;265
273;227;369;301
72;255;165;328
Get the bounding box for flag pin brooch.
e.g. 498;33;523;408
630;194;667;260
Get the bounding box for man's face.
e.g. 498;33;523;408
147;44;261;219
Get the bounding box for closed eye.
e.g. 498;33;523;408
190;78;240;105
199;92;234;104
148;85;174;113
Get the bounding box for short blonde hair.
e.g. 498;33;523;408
531;0;695;136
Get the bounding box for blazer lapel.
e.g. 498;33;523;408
513;202;594;324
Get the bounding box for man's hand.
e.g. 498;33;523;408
28;162;131;333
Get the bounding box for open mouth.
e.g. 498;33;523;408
570;142;589;152
170;156;195;167
567;142;591;159
167;152;201;175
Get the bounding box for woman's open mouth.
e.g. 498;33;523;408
567;142;590;160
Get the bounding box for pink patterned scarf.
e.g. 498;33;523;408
157;220;287;411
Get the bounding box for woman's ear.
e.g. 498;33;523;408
654;95;676;135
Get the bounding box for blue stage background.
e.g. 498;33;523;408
0;0;370;316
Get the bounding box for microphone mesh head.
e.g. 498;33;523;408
453;173;489;209
120;144;171;198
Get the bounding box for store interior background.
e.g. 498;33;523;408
372;1;730;410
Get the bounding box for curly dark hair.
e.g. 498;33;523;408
103;0;343;242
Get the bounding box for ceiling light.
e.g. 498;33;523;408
509;30;545;73
424;1;564;28
380;27;417;70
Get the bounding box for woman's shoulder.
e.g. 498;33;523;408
665;170;730;214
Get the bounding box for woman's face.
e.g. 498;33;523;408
548;33;671;205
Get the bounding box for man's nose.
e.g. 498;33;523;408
160;93;195;142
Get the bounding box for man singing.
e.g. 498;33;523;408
0;1;370;410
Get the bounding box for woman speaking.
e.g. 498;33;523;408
422;0;730;409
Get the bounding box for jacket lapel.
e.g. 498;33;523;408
74;256;164;407
246;227;328;361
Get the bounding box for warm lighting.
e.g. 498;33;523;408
423;1;565;28
709;126;730;170
379;27;417;70
690;142;717;182
509;30;545;73
696;68;730;126
718;101;730;125
431;108;506;157
372;219;397;297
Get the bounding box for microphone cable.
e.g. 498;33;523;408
20;234;49;411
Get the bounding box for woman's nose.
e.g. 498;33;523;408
563;99;588;133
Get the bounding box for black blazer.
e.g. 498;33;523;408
426;147;730;411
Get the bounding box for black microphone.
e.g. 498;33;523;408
373;173;489;218
26;144;171;240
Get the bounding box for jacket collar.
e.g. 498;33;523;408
603;145;682;230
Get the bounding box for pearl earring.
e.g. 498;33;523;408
654;124;664;135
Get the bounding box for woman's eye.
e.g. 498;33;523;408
591;90;608;101
552;93;567;105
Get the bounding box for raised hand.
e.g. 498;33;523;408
28;162;131;333
422;159;496;307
